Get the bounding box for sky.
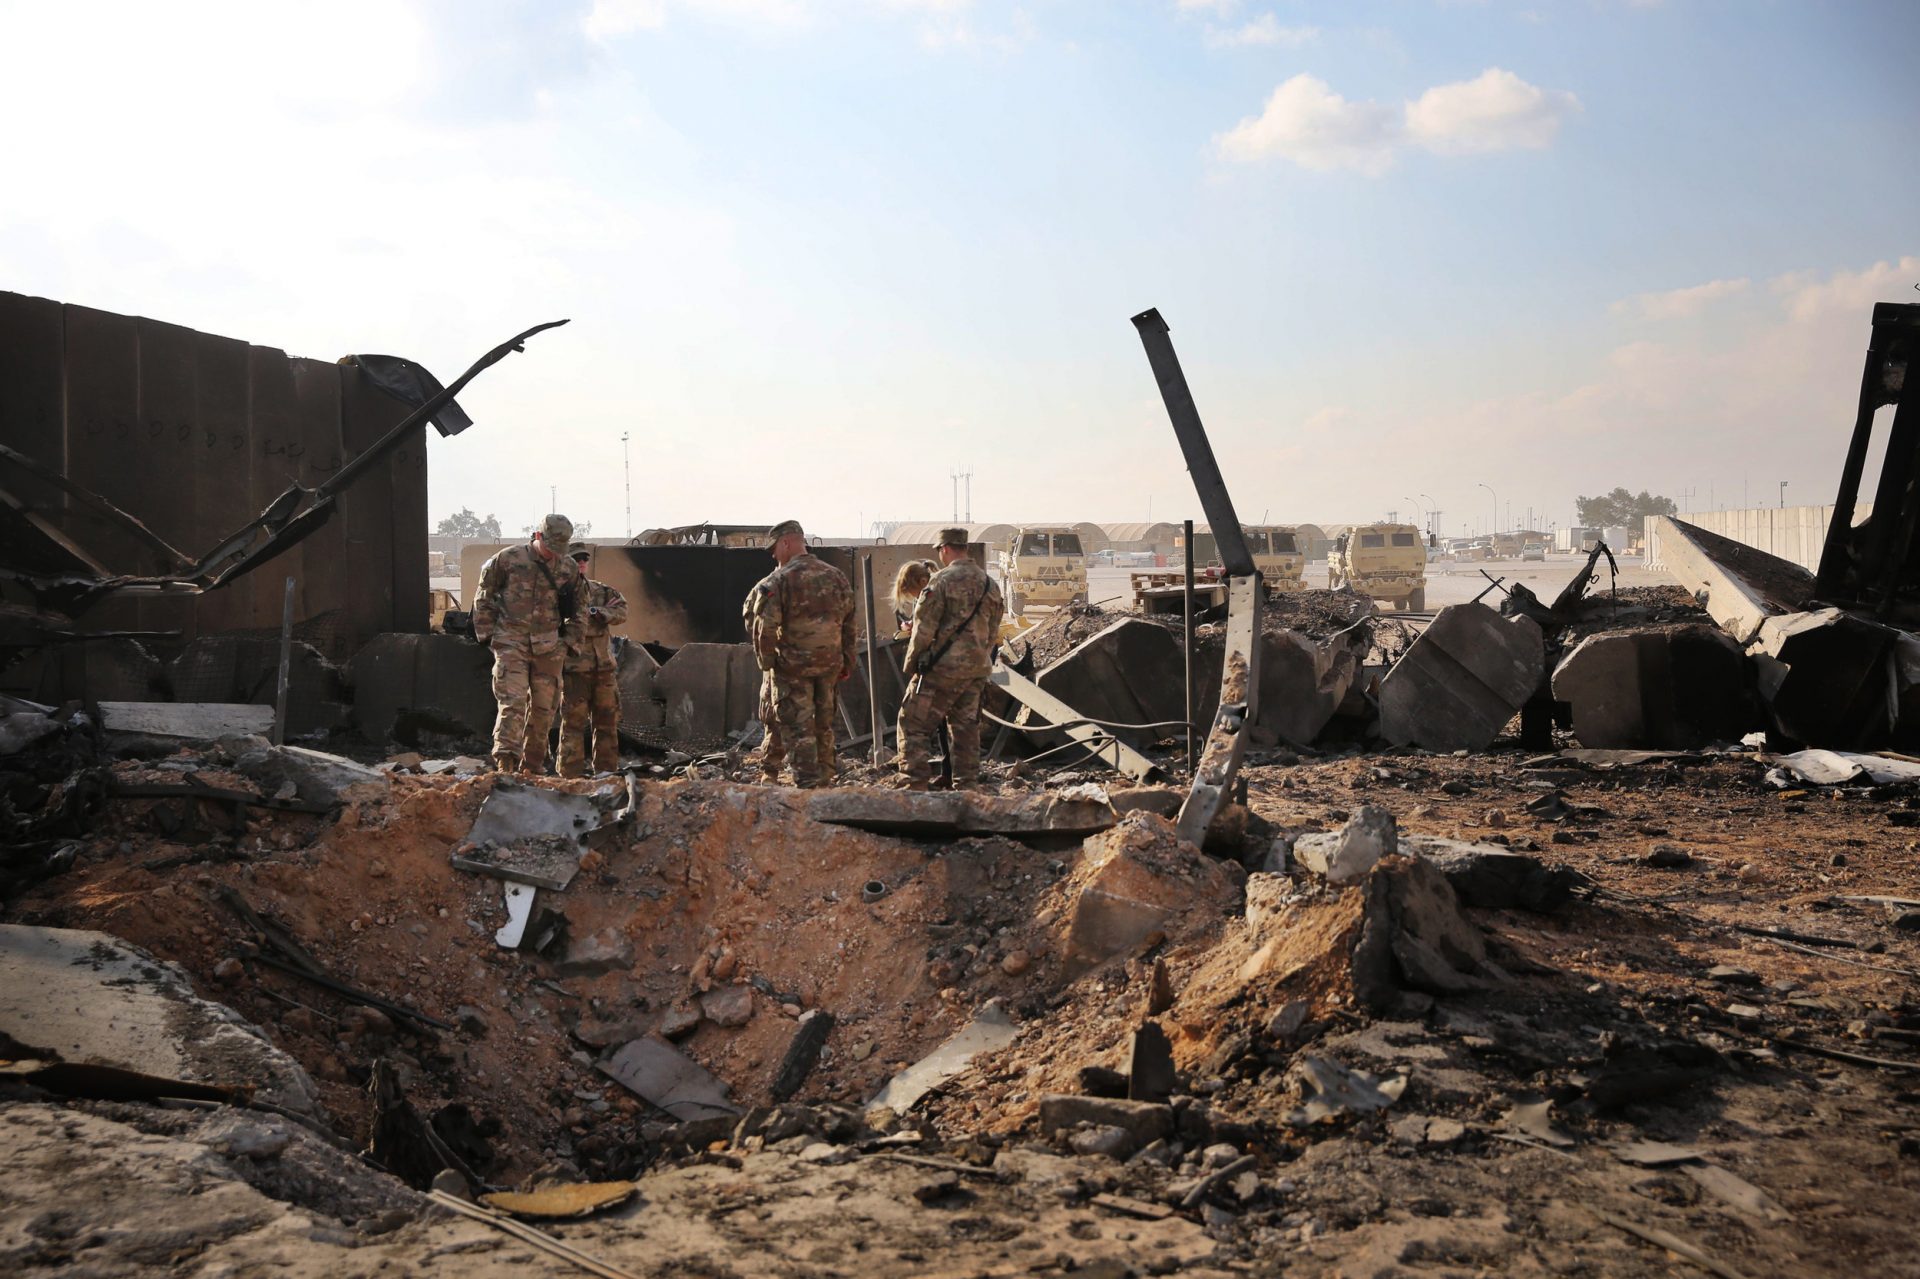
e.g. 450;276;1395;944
1;0;1915;541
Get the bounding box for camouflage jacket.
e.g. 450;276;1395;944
473;542;581;649
904;558;1003;681
562;578;628;671
749;553;855;678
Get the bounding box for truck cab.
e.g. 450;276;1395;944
1000;526;1088;615
1328;523;1428;611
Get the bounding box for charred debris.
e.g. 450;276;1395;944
0;301;1918;1277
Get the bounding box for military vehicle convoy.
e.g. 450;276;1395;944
1328;522;1428;611
1000;526;1088;615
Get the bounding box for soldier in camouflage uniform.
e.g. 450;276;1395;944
473;513;582;774
746;520;854;788
898;527;1004;790
743;568;786;781
558;547;629;777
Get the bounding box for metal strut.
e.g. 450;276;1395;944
1131;308;1263;845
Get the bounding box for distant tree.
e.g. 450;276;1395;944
1575;488;1676;533
435;508;501;538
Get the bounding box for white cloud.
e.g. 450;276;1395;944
1214;74;1402;174
584;0;667;39
1205;14;1318;48
1216;67;1577;172
1773;256;1920;323
1404;67;1580;154
1176;0;1240;13
1613;277;1750;321
584;0;812;40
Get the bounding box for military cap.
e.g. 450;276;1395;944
539;513;574;550
935;527;968;549
569;546;591;563
767;519;804;547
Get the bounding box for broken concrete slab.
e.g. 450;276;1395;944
1377;603;1544;753
868;1000;1017;1115
1034;617;1186;750
1292;804;1397;883
1552;625;1758;749
1060;812;1238;975
807;788;1117;839
1751;607;1904;748
1254;627;1362;748
1289;1055;1408;1126
451;779;603;890
1768;749;1920;787
171;635;349;737
1038;1095;1175;1151
616;641;665;735
597;1035;740;1121
0;924;320;1115
99;700;274;746
234;743;390;807
349;632;495;744
656;643;756;744
770;1009;834;1102
1401;835;1583;912
1647;516;1815;645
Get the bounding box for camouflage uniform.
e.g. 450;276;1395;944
749;551;855;787
898;554;1003;789
744;571;786;780
473;533;581;773
558;575;628;776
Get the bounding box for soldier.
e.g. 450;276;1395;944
897;527;1004;791
558;546;629;777
473;514;581;774
743;564;785;782
746;520;854;787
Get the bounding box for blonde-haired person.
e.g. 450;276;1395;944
891;558;939;639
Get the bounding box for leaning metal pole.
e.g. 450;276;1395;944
1132;308;1262;846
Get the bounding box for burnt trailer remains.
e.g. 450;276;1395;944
0;290;564;700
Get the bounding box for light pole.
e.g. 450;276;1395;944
621;432;631;539
1403;497;1423;530
1779;480;1788;509
1478;482;1497;539
1421;493;1439;539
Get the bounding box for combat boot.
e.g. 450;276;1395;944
491;752;520;773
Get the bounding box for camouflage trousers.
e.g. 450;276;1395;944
558;664;621;777
770;671;838;787
756;672;787;779
490;635;563;771
897;672;987;788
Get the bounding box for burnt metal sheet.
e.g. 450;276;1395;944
338;363;398;642
133;317;203;639
0;294;66;530
450;779;605;890
598;1035;740;1120
192;330;255;635
288;357;349;634
63;306;144;635
244;345;304;629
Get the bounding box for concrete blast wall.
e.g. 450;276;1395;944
1647;504;1867;576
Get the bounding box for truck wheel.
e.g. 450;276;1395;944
1408;589;1425;611
1010;592;1025;615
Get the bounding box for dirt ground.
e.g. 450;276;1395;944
4;721;1919;1276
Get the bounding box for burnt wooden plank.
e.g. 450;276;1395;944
338;365;397;642
191;330;253;635
245;345;303;629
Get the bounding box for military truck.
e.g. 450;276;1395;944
1170;524;1307;591
1328;523;1428;611
1000;526;1088;615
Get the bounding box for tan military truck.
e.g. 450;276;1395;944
1328;523;1427;611
1000;526;1088;615
1168;524;1307;590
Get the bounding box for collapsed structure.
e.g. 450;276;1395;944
1;299;1917;1277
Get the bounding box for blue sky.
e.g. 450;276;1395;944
2;0;1914;539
